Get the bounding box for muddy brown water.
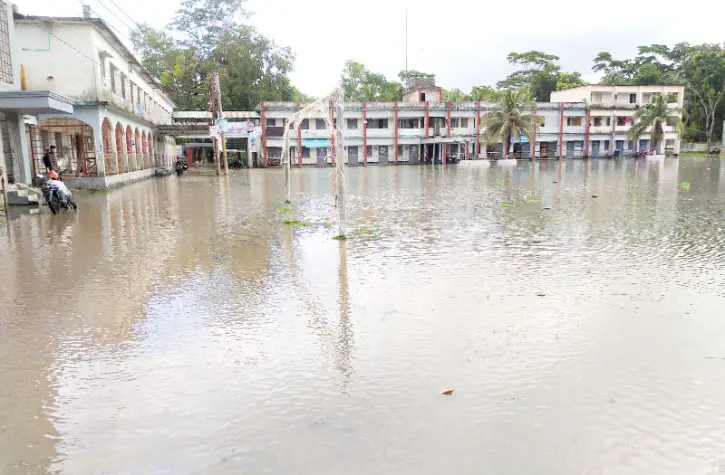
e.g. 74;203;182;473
2;158;725;474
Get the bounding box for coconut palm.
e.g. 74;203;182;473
627;94;684;154
481;89;543;158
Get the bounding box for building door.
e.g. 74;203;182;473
378;145;389;164
348;146;358;165
566;141;575;157
540;142;548;158
639;139;649;151
592;141;600;157
316;147;327;167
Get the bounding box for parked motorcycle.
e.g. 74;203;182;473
39;175;78;215
708;148;721;156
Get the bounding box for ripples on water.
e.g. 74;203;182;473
2;158;725;474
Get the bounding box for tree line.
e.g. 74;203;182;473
131;0;725;144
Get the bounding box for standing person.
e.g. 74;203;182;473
43;145;57;172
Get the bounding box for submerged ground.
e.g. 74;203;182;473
2;158;725;474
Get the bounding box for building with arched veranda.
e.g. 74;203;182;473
13;5;176;190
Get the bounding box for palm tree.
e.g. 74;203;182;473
627;94;684;155
481;89;542;158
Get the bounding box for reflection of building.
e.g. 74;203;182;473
0;2;74;193
13;6;176;189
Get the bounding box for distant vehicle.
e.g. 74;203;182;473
708;148;721;156
175;158;188;176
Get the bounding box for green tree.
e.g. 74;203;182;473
398;70;435;83
481;89;543;156
442;88;470;102
627;94;684;153
340;60;403;101
132;0;308;110
497;51;561;101
678;44;725;146
556;72;585;91
498;51;586;101
470;85;501;102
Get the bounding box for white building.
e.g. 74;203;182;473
13;6;176;189
0;1;74;193
551;84;685;155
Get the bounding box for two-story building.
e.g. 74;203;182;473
0;1;74;197
13;6;176;189
550;84;685;156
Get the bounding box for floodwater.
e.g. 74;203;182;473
2;158;725;475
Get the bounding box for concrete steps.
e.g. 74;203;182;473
0;182;41;206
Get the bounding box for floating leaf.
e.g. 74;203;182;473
535;292;546;297
442;390;454;396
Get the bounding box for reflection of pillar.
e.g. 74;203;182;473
476;101;481;159
336;241;353;384
108;125;119;174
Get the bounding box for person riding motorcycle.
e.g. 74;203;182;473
46;171;77;207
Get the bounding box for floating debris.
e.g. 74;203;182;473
442;390;455;396
592;195;598;198
282;219;311;227
332;235;347;241
543;206;552;210
276;206;292;214
535;292;546;297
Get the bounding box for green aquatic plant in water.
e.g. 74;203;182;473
282;219;311;227
500;202;510;209
332;235;347;241
276;207;292;214
680;182;691;191
284;199;292;204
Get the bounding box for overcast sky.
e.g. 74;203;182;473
15;0;725;97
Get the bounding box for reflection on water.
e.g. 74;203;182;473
2;158;725;474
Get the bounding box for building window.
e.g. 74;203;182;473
615;140;624;150
629;93;637;104
593;117;602;126
368;118;388;129
450;118;458;128
302;147;310;158
346;118;357;129
315;118;325;129
461;118;469;128
379;145;388;159
397;145;403;155
120;74;126;99
301;119;309;130
566;117;582;127
606;117;611;126
616;116;628;126
109;64;118;95
366;145;372;156
604;140;610;150
627;141;634;151
266;118;275;127
0;3;12;84
316;147;326;158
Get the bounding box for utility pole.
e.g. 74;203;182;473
209;75;221;176
214;73;229;175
